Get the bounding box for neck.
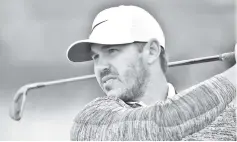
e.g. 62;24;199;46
139;70;168;105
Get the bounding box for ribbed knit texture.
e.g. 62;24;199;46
182;100;236;141
70;74;236;141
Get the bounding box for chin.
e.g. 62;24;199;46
106;88;132;102
106;89;120;97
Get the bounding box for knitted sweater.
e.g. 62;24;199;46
70;74;236;141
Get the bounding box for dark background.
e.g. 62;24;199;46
0;0;236;140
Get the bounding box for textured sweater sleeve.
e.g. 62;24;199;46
70;74;236;141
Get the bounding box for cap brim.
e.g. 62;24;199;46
67;39;94;62
67;39;135;62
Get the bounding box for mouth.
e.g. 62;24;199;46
101;75;117;84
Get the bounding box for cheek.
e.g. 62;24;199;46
114;58;140;86
114;50;140;71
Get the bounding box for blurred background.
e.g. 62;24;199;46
0;0;236;140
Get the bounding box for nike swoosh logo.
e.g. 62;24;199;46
91;20;108;32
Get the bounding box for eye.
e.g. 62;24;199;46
108;48;118;54
91;54;99;60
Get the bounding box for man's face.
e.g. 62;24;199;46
91;43;150;102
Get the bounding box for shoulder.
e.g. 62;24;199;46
73;96;129;124
70;96;131;140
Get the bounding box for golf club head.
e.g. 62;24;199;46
9;85;29;121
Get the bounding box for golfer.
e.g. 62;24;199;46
67;5;236;141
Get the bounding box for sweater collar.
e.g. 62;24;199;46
126;83;176;107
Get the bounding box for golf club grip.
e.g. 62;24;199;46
220;52;235;62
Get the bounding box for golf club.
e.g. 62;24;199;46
9;52;235;121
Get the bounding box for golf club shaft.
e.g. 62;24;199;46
9;51;235;121
33;74;96;89
31;52;234;89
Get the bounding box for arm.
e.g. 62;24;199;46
147;73;235;140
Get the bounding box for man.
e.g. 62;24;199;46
68;5;176;106
67;5;236;140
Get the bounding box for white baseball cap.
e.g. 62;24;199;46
67;5;165;62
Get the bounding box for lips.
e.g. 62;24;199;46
101;75;117;84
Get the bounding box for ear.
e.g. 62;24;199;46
143;38;161;64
